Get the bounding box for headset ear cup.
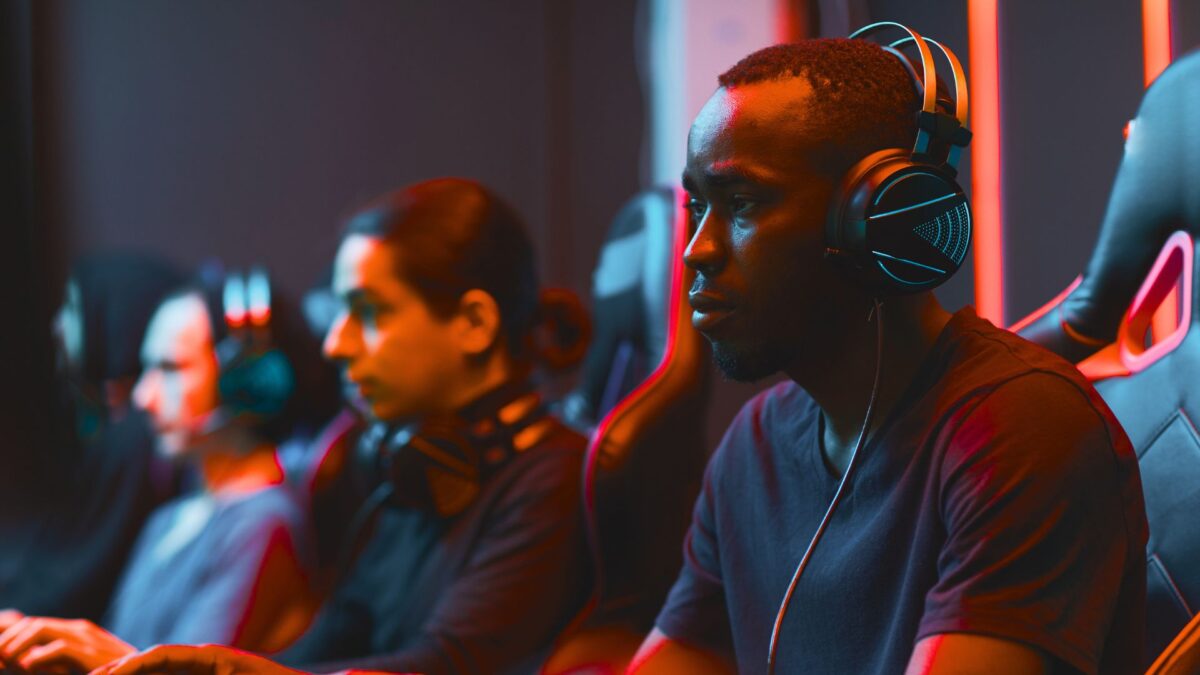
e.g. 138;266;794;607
217;346;296;419
826;148;914;282
827;150;970;295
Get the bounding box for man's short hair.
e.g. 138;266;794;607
718;38;921;174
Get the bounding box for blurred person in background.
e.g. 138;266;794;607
0;254;184;624
0;267;340;673
92;178;593;675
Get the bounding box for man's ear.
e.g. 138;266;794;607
453;289;503;357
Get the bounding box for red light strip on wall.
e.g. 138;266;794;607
1142;0;1174;86
1143;0;1176;338
968;0;1005;324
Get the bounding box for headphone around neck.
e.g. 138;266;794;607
824;21;973;296
355;382;557;518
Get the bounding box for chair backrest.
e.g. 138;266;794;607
544;187;711;673
1088;231;1200;666
1013;50;1200;361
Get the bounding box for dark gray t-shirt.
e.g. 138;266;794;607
105;484;310;649
278;423;591;675
655;309;1147;674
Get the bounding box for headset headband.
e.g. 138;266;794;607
851;22;971;169
888;36;969;127
849;22;938;115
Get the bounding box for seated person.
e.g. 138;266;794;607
0;254;183;624
1;270;330;672
89;178;592;675
629;34;1147;674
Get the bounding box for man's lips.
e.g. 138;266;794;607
689;291;737;331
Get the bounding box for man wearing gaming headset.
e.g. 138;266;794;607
631;25;1147;674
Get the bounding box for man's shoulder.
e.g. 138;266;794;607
943;309;1093;389
926;310;1104;420
490;420;588;501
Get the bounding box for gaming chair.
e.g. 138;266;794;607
1012;52;1200;669
1085;231;1200;667
1013;51;1200;362
544;187;711;673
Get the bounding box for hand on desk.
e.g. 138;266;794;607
0;617;134;674
89;644;419;675
0;611;24;634
90;645;302;675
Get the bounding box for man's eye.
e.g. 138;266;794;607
730;196;755;214
350;303;377;320
686;199;707;221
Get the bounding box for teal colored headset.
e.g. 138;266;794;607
214;266;296;421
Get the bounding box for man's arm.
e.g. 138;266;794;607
627;628;733;675
915;372;1142;674
906;634;1055;675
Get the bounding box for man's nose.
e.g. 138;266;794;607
323;314;355;362
683;214;725;277
132;370;158;412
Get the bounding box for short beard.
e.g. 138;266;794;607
709;335;791;383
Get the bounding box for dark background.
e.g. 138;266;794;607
4;0;1199;458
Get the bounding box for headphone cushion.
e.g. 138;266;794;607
827;150;970;294
217;347;296;418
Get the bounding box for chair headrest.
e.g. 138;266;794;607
563;187;680;428
1016;50;1200;360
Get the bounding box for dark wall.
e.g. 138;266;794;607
37;0;643;302
1;0;59;499
999;0;1145;323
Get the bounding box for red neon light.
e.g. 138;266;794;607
1143;0;1176;338
1142;0;1173;86
968;0;1005;325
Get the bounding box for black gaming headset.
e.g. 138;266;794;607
824;21;973;295
213;266;296;422
355;381;558;518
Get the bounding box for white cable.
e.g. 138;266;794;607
766;298;885;674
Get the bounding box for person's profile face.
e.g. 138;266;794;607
132;293;221;457
682;81;851;381
323;234;462;422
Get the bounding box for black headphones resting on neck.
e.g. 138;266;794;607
825;21;973;295
355;382;557;518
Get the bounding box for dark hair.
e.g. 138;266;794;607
162;274;341;443
719;38;921;174
69;253;185;386
342;178;587;370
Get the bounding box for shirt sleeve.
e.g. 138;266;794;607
307;447;588;675
155;502;304;650
918;372;1141;674
653;452;735;657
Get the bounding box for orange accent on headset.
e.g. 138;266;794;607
249;305;271;328
968;0;1005;324
225;307;247;329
